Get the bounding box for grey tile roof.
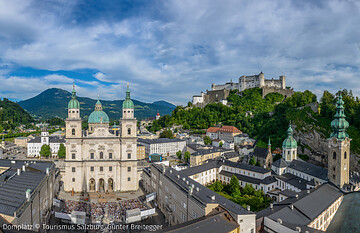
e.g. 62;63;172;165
279;189;299;198
179;159;271;177
219;170;277;185
272;158;288;168
223;151;240;159
0;160;54;217
158;208;239;233
153;164;253;216
261;183;343;231
28;136;65;143
222;159;270;174
138;138;185;144
288;159;328;181
179;160;221;177
253;147;269;159
275;173;309;190
326;192;360;233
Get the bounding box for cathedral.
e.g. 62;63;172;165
63;84;138;193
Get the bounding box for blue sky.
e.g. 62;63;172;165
0;0;360;104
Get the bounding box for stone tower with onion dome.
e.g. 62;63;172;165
328;94;351;188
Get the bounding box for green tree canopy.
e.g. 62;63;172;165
229;175;240;195
57;143;66;158
176;150;182;160
184;151;190;163
204;136;212;145
160;129;174;139
249;156;256;165
40;144;51;158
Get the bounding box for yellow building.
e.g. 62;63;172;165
137;144;145;160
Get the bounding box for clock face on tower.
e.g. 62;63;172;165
332;137;337;146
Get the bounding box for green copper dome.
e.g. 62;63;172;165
282;125;297;149
88;99;109;123
68;85;80;109
122;84;134;109
330;94;349;140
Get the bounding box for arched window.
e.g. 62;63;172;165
333;152;336;160
72;129;75;135
128;128;131;135
100;152;103;159
344;152;347;159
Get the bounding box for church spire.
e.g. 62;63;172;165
126;83;131;100
72;83;77;99
330;94;349;140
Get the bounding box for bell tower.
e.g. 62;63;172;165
119;83;138;191
282;125;298;162
328;94;351;188
65;84;82;139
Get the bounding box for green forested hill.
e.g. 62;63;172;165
150;88;360;154
0;98;34;130
18;88;176;120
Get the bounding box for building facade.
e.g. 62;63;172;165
63;84;138;193
138;138;186;157
27;128;65;157
142;164;256;232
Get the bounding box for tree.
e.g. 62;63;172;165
57;143;66;158
255;160;261;166
229;175;240;194
176;150;182;160
40;144;51;158
184;151;190;163
219;141;223;147
160;129;173;139
273;154;282;162
249;156;256;165
204;136;212;145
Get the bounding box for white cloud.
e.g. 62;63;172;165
0;0;360;104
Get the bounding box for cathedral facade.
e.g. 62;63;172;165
63;85;138;193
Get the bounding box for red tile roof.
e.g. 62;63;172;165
218;125;242;133
206;127;220;133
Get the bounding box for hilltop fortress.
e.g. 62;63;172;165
192;72;294;107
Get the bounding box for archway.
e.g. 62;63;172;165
108;178;114;192
99;178;105;192
89;178;95;191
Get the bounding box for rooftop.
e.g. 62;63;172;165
138;138;185;144
288;159;328;181
153;164;253;216
0;160;54;217
159;207;239;233
218;126;242;133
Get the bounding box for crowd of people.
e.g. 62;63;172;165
60;198;148;221
62;200;87;213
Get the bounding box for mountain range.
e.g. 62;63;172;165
18;88;176;120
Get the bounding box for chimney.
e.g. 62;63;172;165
17;169;21;176
177;174;180;179
188;185;193;196
296;226;301;232
196;187;200;192
307;190;310;194
22;165;26;172
247;205;250;211
270;203;273;209
290;204;294;210
211;195;216;201
46;167;50;175
26;189;31;201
